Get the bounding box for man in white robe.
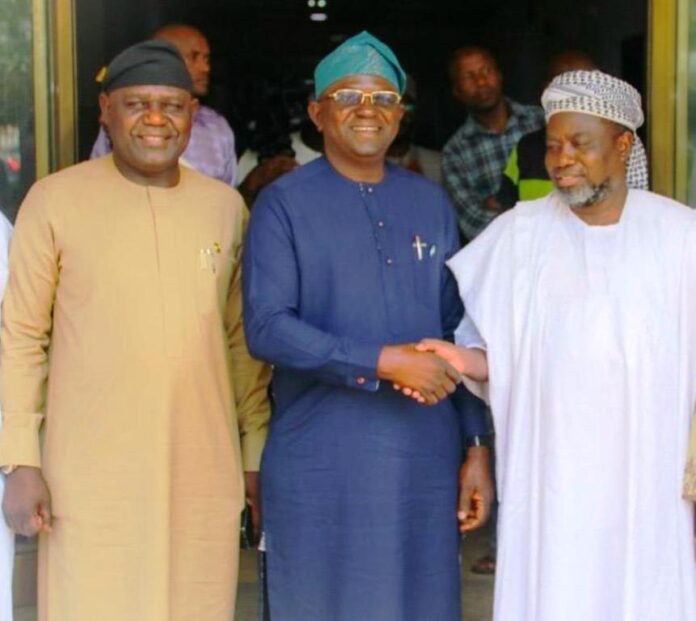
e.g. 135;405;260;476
417;70;696;620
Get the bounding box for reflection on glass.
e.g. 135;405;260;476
688;4;696;207
0;0;35;222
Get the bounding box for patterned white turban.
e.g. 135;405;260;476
541;70;649;190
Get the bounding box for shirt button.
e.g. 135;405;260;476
367;187;373;193
386;257;393;265
378;221;385;228
356;376;366;385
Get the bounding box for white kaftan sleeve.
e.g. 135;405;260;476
454;313;486;350
454;314;489;403
0;211;14;621
682;220;696;500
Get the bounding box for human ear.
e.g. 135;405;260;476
616;130;634;162
98;92;111;126
393;104;406;124
307;100;323;132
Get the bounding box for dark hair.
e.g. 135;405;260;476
447;46;499;83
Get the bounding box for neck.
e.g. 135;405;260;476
324;150;385;183
472;99;509;132
113;155;181;188
571;184;628;226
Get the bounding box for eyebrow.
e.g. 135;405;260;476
546;131;592;141
122;92;188;102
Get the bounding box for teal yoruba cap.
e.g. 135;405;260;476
314;31;406;97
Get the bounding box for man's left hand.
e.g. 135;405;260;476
244;471;261;542
458;446;493;532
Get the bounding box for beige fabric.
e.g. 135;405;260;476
0;156;270;620
685;415;696;500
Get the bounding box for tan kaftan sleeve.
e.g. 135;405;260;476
225;203;271;472
684;415;696;500
0;183;59;468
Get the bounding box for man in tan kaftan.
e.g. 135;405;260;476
0;40;270;621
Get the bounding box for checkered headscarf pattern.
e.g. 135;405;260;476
541;70;649;190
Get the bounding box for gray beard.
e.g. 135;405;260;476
556;179;612;209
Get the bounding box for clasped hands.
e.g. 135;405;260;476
376;340;487;405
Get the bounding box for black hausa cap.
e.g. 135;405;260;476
101;40;193;93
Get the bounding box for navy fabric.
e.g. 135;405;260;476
243;158;488;621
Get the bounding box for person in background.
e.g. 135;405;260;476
442;46;544;242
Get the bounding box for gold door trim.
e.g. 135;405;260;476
674;0;689;201
648;0;689;201
52;0;76;170
32;0;51;178
32;0;76;178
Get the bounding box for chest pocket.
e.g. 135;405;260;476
196;241;237;320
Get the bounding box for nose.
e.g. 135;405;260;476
355;102;378;116
143;105;166;125
354;95;378;115
556;142;577;166
474;72;489;87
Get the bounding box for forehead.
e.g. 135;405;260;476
322;74;398;94
166;30;210;55
546;111;615;138
455;51;497;72
548;55;595;77
109;84;191;101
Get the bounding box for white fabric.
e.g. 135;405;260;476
448;191;696;621
542;70;644;131
0;211;13;621
235;131;322;184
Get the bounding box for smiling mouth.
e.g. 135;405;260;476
137;135;172;146
351;126;381;134
553;173;585;187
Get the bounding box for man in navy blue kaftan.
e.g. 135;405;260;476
242;32;493;621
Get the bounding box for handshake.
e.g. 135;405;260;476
376;339;488;405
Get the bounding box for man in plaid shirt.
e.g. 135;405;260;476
442;47;543;242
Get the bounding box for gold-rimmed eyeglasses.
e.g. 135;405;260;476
322;88;402;109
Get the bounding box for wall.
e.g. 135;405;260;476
74;0;648;159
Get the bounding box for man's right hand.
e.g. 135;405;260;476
2;466;52;537
416;339;488;381
377;344;461;405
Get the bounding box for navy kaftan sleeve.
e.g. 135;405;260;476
440;194;490;439
242;185;382;392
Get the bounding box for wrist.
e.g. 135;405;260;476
3;465;41;478
465;434;493;449
376;344;401;381
465;445;490;461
